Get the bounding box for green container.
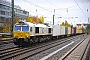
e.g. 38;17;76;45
65;27;68;34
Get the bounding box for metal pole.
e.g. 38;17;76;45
11;0;14;36
53;9;55;25
88;18;89;24
53;15;54;25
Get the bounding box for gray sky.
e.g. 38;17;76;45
6;0;90;25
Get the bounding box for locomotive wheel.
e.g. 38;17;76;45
30;39;33;45
35;38;38;43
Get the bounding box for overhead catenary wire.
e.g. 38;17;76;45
45;0;59;9
22;0;89;20
45;0;89;14
44;0;90;24
23;0;53;13
45;0;78;10
29;10;43;16
74;0;87;18
22;0;61;16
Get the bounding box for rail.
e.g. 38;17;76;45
0;33;11;35
79;40;90;60
59;38;86;60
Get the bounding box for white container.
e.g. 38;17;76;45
53;24;60;36
60;26;65;35
68;27;71;34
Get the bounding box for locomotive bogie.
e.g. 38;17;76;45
13;38;30;46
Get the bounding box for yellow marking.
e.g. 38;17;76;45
13;31;30;38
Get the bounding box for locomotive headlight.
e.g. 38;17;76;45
14;35;18;38
25;35;28;38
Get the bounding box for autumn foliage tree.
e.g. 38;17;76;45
14;14;20;24
86;24;90;34
26;15;44;24
60;20;71;27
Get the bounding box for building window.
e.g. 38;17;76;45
0;4;4;9
0;4;10;10
17;9;21;13
20;10;23;13
14;9;17;12
23;11;27;14
1;11;5;15
5;6;10;10
6;18;11;21
0;17;6;21
6;12;10;16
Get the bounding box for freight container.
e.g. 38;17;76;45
60;26;65;35
72;28;74;34
82;30;85;33
77;29;82;34
53;24;60;36
71;26;73;34
82;28;85;33
70;28;72;34
65;27;68;35
73;27;76;34
80;30;82;33
68;27;71;34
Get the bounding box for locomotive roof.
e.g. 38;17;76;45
15;21;52;28
25;22;35;27
35;24;47;27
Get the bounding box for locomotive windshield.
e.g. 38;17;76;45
22;25;29;31
15;26;21;31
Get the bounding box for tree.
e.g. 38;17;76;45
86;24;90;29
26;15;33;23
60;21;71;27
14;14;20;24
60;22;65;26
26;15;44;24
86;24;90;34
40;16;44;24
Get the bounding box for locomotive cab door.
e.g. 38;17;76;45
30;27;35;36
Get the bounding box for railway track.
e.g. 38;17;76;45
0;34;86;60
79;40;90;60
86;42;90;60
59;34;90;60
0;39;13;45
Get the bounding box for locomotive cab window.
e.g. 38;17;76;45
14;25;21;31
48;28;51;33
35;27;39;33
22;25;29;31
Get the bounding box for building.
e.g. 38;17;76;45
0;0;29;26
